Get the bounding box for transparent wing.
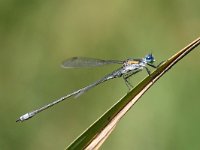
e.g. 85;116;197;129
61;57;124;68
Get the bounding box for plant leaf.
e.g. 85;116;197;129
66;37;200;150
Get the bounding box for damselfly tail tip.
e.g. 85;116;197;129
16;112;35;123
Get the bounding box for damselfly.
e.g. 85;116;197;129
17;53;161;122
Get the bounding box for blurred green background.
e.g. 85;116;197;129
0;0;200;149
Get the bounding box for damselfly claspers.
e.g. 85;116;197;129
17;53;161;122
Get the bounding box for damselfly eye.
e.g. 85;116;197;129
145;54;155;63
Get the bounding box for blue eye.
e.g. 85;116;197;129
145;54;155;63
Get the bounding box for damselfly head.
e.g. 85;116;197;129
144;53;155;63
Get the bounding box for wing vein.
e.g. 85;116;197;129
61;57;123;68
